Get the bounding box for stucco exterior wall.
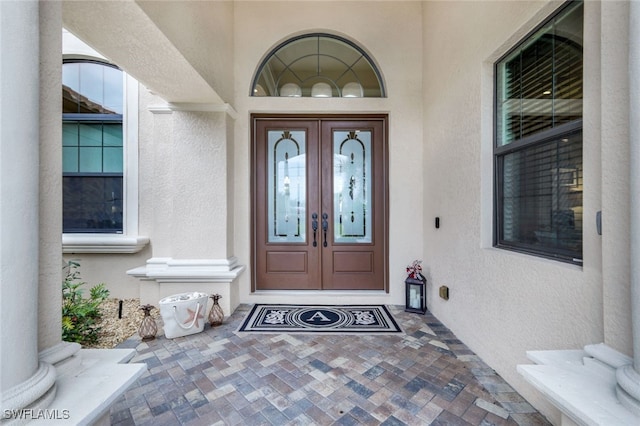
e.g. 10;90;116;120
233;1;425;305
422;1;630;423
62;251;151;300
165;111;231;258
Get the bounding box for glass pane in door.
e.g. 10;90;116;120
267;130;306;243
333;130;372;243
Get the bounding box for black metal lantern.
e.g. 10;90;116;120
405;276;426;314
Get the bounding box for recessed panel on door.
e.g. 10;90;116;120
332;251;374;272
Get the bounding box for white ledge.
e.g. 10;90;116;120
518;344;640;426
62;234;150;254
127;257;245;283
40;348;146;426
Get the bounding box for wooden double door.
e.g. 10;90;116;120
252;115;388;291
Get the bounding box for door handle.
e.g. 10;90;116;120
322;213;328;247
312;213;318;247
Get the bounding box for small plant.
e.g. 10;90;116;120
62;260;110;346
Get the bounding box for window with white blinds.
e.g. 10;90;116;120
494;1;583;264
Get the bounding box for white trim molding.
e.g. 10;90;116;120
127;257;245;283
62;38;144;252
147;105;173;114
62;234;150;254
123;73;141;237
127;257;245;319
148;102;238;119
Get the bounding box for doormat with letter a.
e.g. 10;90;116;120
237;304;403;334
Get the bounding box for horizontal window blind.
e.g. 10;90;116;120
498;128;582;260
495;1;583;264
497;2;583;147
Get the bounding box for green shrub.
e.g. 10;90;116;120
62;260;110;345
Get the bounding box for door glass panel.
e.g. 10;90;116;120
267;130;306;243
333;130;372;243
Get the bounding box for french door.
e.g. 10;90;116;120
252;115;388;291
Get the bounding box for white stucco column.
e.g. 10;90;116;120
129;103;244;316
617;0;640;415
39;0;63;353
631;0;640;371
0;0;57;413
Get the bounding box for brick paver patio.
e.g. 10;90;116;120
110;305;550;426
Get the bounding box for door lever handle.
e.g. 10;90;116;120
312;213;318;247
322;213;328;247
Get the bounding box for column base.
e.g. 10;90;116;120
35;348;145;425
518;343;640;425
617;365;640;416
1;362;57;416
2;343;145;425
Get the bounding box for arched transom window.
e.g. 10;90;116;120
252;33;385;97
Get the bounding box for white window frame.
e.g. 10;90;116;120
62;30;148;253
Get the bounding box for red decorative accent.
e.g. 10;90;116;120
406;260;424;280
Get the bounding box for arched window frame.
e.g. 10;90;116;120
251;33;386;98
62;32;147;253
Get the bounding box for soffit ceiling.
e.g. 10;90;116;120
62;0;226;105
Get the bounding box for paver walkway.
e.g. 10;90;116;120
110;305;551;426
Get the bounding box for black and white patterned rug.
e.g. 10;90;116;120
237;304;403;334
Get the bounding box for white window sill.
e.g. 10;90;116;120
62;234;150;254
